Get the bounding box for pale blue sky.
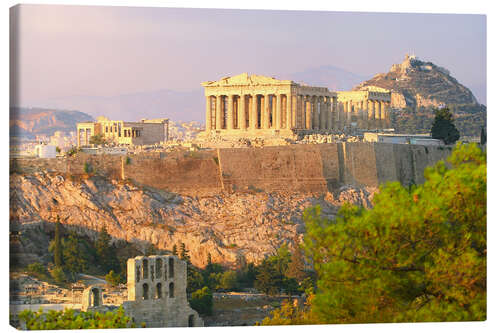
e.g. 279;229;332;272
12;4;487;105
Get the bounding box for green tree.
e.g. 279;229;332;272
95;226;119;273
27;262;47;278
52;217;63;268
180;242;190;263
50;266;66;284
105;270;121;287
255;259;281;296
431;107;460;144
286;238;307;283
189;287;213;316
300;143;485;324
219;271;238;291
62;232;89;280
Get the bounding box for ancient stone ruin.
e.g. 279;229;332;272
121;255;204;327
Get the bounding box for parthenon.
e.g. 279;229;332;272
201;73;392;138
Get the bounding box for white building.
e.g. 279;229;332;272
364;132;443;146
34;144;57;158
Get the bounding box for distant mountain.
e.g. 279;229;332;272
10;107;94;139
355;55;480;108
288;65;369;91
354;55;486;137
31;89;205;123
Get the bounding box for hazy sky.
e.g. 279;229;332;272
11;4;487;105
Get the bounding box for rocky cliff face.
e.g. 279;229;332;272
355;54;479;109
10;172;376;268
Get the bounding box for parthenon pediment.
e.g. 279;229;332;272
201;73;293;87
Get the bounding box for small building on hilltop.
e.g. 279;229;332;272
77;116;169;147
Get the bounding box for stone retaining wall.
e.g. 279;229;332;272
11;143;453;194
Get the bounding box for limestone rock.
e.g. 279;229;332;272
10;172;376;267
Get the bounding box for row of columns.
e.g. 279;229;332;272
206;94;340;131
340;99;391;129
205;94;392;132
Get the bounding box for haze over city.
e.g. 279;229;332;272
11;4;486;121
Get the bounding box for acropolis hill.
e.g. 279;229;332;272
10;55;479;268
11;142;452;267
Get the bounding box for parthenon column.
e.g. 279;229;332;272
374;100;381;128
380;101;386;128
384;101;391;128
263;94;270;129
305;96;311;130
346;101;352;125
216;95;223;130
286;93;292;129
333;98;339;130
292;95;298;129
205;96;211;132
297;95;303;129
227;95;234;130
326;97;332;130
361;100;367;128
251;94;258;129
238;95;246;129
275;94;282;129
311;96;317;130
368;100;374;129
319;96;328;130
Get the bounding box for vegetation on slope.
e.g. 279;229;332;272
262;143;486;324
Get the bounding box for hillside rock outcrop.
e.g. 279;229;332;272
10;172;376;267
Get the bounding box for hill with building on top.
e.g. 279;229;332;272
354;54;486;137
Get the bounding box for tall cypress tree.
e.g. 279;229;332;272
431;107;460;145
480;127;486;145
53;216;63;268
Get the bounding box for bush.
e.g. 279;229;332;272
18;306;135;329
27;262;47;277
83;162;93;174
189;287;213;316
105;270;121;287
50;267;66;283
219;271;238;291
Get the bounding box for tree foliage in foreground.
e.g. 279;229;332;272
18;306;136;330
189;287;214;316
262;143;486;324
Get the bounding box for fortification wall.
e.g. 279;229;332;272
11;143;452;195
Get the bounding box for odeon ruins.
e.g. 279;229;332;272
82;255;203;328
201;73;392;138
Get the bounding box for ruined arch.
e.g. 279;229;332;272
156;283;162;299
91;288;100;307
169;282;174;298
156;258;163;279
168;257;174;278
188;314;195;327
142;283;149;300
142;259;149;279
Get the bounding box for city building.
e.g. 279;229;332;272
77;116;169;147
